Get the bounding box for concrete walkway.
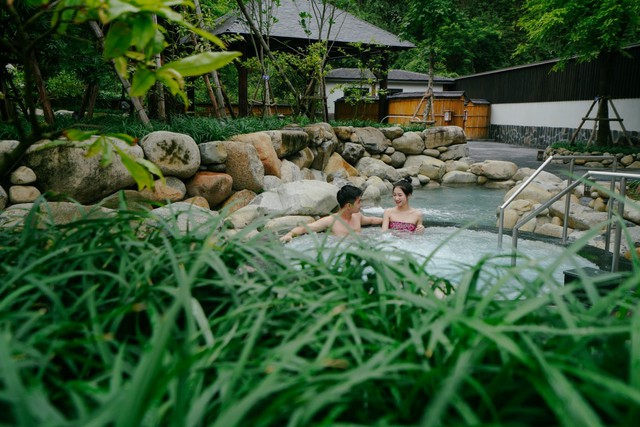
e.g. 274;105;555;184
468;140;596;178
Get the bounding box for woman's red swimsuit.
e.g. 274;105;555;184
388;221;417;232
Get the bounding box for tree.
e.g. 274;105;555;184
516;0;640;146
0;0;240;187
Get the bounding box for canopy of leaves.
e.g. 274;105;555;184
516;0;640;63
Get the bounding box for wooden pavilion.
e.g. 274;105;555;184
211;0;414;119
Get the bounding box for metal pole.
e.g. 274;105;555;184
612;177;626;272
562;159;575;244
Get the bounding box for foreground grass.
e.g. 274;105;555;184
0;207;639;426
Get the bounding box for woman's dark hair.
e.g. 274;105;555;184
393;176;413;196
336;184;363;207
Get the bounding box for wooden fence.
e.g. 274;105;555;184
334;92;491;139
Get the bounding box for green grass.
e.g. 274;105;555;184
1;202;639;426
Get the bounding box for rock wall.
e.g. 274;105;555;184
1;123;639;255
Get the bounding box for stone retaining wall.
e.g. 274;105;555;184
490;124;639;148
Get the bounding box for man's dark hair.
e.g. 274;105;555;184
336;185;363;208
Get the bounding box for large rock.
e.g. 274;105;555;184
380;126;404;140
221;141;265;192
441;171;477;185
324;152;359;179
469;160;518;180
355;157;401;182
248;180;338;216
392;131;425;155
423;126;466;149
404;155;446;181
438;144;469;161
186;172;233;207
9;185;41;203
353;127;389;154
139;131;200;178
0;202;113;229
231;132;281;177
144;202;219;238
340;142;365;165
310;138;339;171
198;141;228;165
304;122;338;147
264;129;309;158
222;189;257;215
280;159;304;183
138;176;187;203
550;200;609;231
286;147;315;170
10;166;37;184
23;137;143;204
503;182;556;205
0;185;6;210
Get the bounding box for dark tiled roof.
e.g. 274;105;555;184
213;0;414;49
326;68;455;84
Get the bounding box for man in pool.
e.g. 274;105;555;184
280;184;383;243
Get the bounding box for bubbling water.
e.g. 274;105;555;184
285;226;598;298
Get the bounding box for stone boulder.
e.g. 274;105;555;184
10;166;37;184
222;189;257;215
355;157;401;182
304;122;338;147
231;132;281;177
139;131;200;178
280;159;304;183
139;176;187;203
324;152;359;180
380;126;404;140
144;202;219;238
503;182;556;205
265;129;309;158
9;185;41;204
423;126;466;149
248;180;338;216
23;137;143;204
286;147;315;170
392;131;425;155
333;126;355;141
340;142;365;165
353;127;389;154
186;172;233;207
198;141;228;165
404;155;446;181
469;160;518;180
441;171;477;185
0;185;7;210
549;200;609;231
438;144;469;161
0;202;113;229
221;141;265;192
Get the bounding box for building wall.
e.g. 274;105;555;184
455;45;640;146
326;81;445;115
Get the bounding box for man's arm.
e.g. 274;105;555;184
280;215;334;242
361;214;383;226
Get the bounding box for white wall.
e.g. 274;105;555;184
491;99;640;132
325;81;446;115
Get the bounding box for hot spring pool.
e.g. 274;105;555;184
286;187;598;296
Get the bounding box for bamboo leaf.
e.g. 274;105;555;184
160;52;241;77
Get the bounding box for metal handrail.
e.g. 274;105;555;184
495;154;640;272
501;163;640;272
498;155;617;249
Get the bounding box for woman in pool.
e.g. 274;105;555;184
382;177;425;233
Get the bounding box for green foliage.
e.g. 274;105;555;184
0;204;639;425
517;0;640;62
45;70;85;99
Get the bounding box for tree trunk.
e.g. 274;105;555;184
596;52;612;146
76;83;99;119
89;21;151;127
29;51;55;125
153;16;166;121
